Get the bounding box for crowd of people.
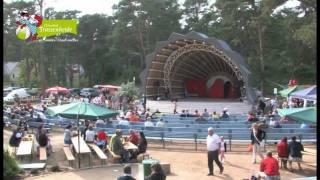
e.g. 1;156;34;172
179;108;230;119
5;92;313;180
63;119;149;164
206;122;306;179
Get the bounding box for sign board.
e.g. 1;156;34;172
274;88;277;95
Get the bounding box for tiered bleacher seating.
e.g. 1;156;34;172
93;114;316;144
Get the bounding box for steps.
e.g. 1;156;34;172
146;99;252;114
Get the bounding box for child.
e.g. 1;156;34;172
220;136;227;163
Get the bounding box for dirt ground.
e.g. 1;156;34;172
4;128;316;180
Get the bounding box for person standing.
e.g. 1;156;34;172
260;151;280;180
64;125;73;146
206;127;224;176
288;136;304;172
250;123;266;164
220;136;227;163
277;137;289;169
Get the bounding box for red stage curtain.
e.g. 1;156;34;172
208;79;224;98
198;79;207;97
185;79;207;97
186;79;198;94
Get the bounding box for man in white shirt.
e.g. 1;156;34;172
206;127;224;176
85;125;95;143
144;117;154;127
95;118;105;125
156;119;165;127
118;117;130;126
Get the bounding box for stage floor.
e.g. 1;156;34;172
146;98;252;114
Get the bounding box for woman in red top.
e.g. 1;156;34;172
277;137;289;169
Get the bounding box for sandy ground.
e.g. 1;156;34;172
4;128;316;180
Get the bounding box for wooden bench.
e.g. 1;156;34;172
107;147;121;163
63;146;75;167
160;162;171;175
137;152;150;162
88;144;107;166
19;163;46;170
39;147;47;161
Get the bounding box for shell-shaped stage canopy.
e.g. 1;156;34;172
140;31;257;104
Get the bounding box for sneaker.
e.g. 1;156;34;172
207;173;213;176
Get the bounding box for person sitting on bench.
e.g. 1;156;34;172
38;129;52;156
9;126;24;148
110;129;129;163
85;125;95;143
95;130;107;149
137;131;147;155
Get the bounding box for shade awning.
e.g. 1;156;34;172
279;85;303;97
290;85;316;100
46;102;119;120
277;107;316;123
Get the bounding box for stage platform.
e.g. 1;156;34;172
146;98;253;114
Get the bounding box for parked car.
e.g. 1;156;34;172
4;87;20;96
80;88;99;97
69;88;81;96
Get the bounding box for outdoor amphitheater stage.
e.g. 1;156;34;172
146;98;252;114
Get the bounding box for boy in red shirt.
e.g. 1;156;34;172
96;130;107;149
128;129;139;145
260;151;280;180
277;137;289;169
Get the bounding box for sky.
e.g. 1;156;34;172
4;0;300;16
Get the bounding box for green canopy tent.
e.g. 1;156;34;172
47;102;119;119
277;107;316;123
278;85;304;97
47;102;119;168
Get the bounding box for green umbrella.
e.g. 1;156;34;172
279;85;303;97
277;107;316;123
47;102;119;119
47;102;118;168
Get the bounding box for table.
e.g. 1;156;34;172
123;142;138;150
71;137;92;168
17;134;34;162
71;137;91;154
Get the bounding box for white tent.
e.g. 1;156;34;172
4;88;30;102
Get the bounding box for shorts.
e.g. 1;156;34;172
64;139;72;145
289;156;302;162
